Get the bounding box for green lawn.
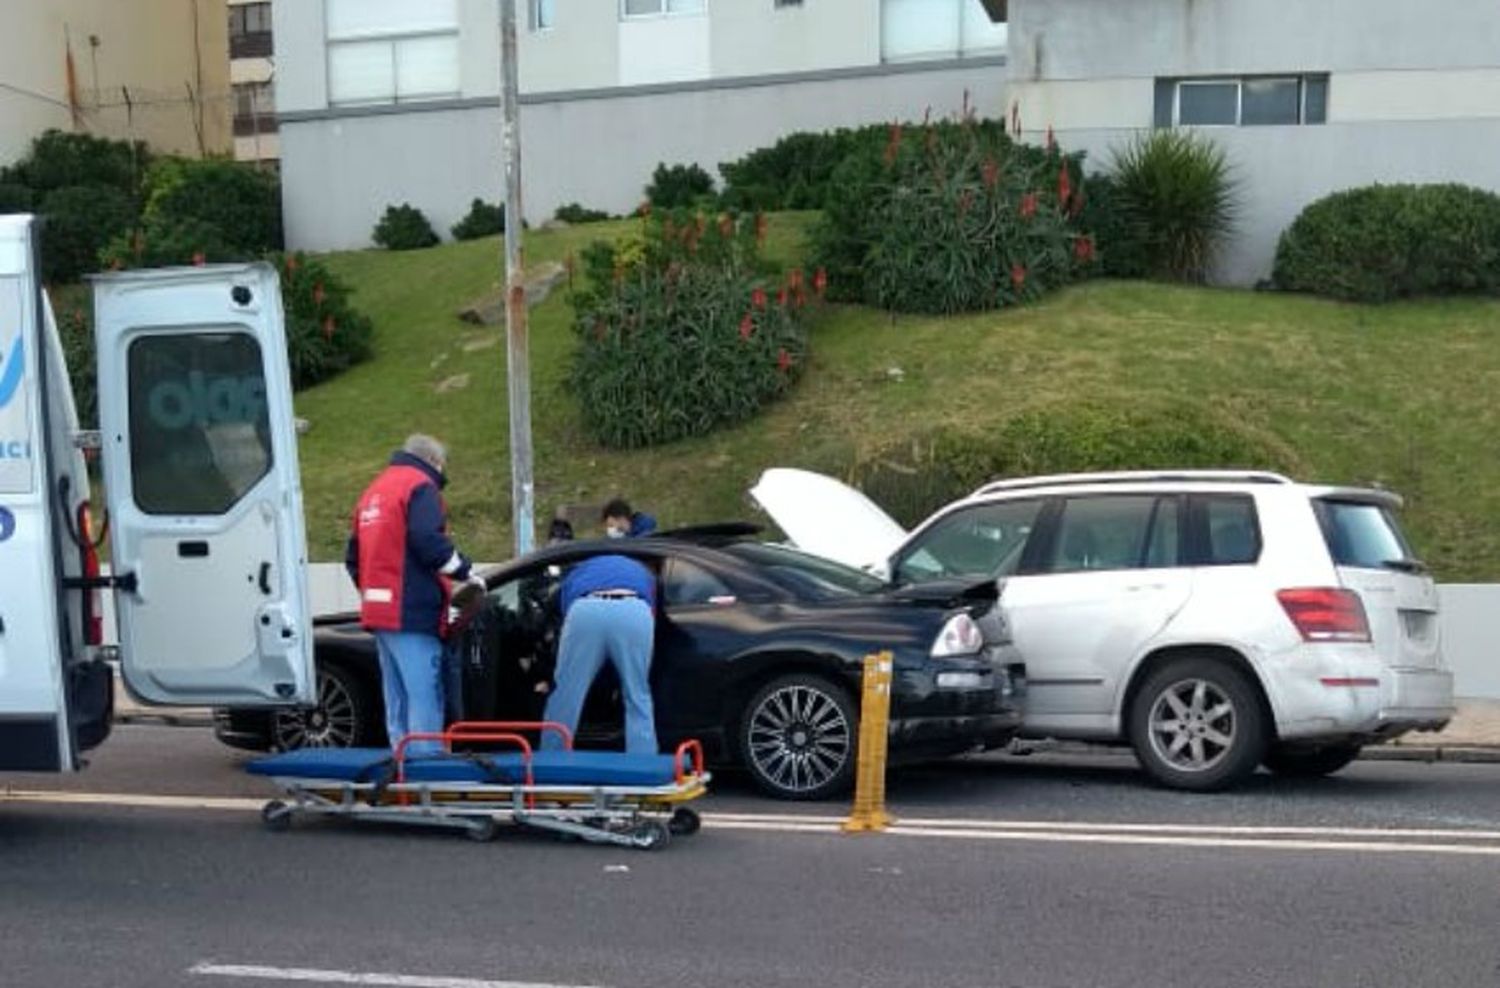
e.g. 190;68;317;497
300;214;1500;581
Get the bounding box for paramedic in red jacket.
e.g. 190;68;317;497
344;434;482;755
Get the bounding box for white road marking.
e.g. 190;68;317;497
189;963;604;988
8;788;1500;857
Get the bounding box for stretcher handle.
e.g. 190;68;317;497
392;731;535;789
674;739;705;785
448;720;574;751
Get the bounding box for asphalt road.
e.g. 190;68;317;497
4;726;1500;988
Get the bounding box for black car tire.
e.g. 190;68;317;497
271;660;377;751
1263;742;1363;778
739;672;857;801
1128;656;1268;793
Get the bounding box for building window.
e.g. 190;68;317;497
1158;75;1329;128
881;0;1006;62
621;0;706;18
229;2;273;59
325;0;460;106
532;0;555;30
233;81;277;136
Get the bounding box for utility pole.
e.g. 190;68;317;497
499;0;535;556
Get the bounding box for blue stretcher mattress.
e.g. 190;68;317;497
246;746;686;788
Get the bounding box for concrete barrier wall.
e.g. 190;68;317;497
98;564;1497;700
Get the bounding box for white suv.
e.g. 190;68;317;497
752;469;1455;791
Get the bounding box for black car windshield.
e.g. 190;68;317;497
725;543;886;599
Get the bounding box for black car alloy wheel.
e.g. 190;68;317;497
741;673;856;800
272;663;367;750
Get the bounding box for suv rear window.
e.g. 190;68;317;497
1316;499;1416;570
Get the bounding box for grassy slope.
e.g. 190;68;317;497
303;215;1500;581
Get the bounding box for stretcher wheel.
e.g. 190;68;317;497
261;800;292;833
668;808;701;837
465;817;500;843
631;821;671;851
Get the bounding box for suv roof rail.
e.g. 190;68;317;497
970;470;1296;498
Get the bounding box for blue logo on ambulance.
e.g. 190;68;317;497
0;335;23;410
0;506;14;543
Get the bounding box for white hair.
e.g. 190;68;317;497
403;434;447;470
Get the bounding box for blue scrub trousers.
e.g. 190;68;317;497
542;597;657;754
373;630;446;756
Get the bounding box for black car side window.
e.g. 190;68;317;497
894;499;1043;584
664;559;734;608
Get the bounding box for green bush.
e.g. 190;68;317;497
810;119;1096;313
49;291;98;429
570;209;813;448
553;202;612;224
1273;183;1500;302
1077;172;1149;279
139;157;282;255
0;183;34;213
451;198;506;240
271;252;375;389
1106;130;1237;283
38;184;136;282
373;203;439;250
843;400;1300;528
719;129;878;212
5;129;150;197
644;163;716;211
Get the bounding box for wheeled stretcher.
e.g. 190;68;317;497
246;722;709;849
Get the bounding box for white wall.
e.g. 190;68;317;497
1438;586;1500;700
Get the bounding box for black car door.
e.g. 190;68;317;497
653;557;752;740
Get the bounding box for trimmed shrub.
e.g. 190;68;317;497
1076;172;1149;279
373;203;439;250
719;129;877;212
570;209;814;448
1106;130;1237;283
644;163;716;211
139;157;282;255
38;184;136;282
811;118;1096;314
451;198;506;240
844;400;1300;528
1273;183;1500;302
270;252;376;389
553;202;612;224
6;129;150;197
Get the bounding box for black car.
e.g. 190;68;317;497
215;531;1025;799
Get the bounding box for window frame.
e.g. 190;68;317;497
1184;493;1264;568
879;0;1008;63
324;0;461;107
1031;494;1177;577
619;0;707;20
1166;74;1329;129
532;0;556;31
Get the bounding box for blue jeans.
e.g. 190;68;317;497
373;630;446;756
542;597;657;754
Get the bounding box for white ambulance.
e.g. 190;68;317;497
0;214;315;773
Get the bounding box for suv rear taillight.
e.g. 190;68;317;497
1277;588;1370;643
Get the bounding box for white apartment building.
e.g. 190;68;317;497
272;0;1010;250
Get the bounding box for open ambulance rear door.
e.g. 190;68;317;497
92;263;316;709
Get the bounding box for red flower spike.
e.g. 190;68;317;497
1019;192;1038;219
322;315;336;340
982;157;1000;190
286;254;298;273
814;267;828;298
1011;263;1027;292
884;123;903;165
751;287;768;310
191;251;206;267
788;269;804;291
754;211;768;245
739;314;754;341
1057;163;1072;208
777;349;792;374
1073;235;1097;263
1045;126;1057;152
312;281;326;306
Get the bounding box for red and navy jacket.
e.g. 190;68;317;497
344;452;473;637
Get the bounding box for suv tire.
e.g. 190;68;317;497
1263;742;1362;778
1128;656;1268;792
739;673;857;800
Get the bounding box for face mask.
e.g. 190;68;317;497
606;526;626;539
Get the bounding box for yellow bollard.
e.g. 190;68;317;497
842;651;894;833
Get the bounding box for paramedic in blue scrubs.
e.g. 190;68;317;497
541;505;659;754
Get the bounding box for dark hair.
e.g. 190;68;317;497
601;498;632;521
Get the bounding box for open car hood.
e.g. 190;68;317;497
749;468;908;572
